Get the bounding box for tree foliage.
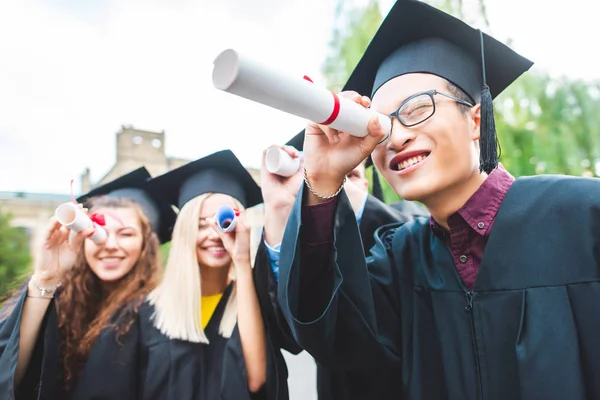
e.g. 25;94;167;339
0;210;31;299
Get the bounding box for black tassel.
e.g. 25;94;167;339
371;166;385;201
478;30;499;174
479;84;499;174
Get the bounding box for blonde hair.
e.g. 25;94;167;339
148;193;242;343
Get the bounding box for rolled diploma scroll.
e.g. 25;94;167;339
216;205;239;233
212;49;392;139
55;203;107;244
265;147;302;177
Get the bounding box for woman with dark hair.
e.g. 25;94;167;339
0;167;176;399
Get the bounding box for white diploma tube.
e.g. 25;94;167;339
265;147;302;177
212;49;392;139
55;203;107;244
216;205;238;233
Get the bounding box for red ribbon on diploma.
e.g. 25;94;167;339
89;213;106;226
68;179;123;238
303;75;340;126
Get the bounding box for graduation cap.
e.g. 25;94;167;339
77;167;177;244
364;156;384;201
343;0;534;174
146;149;263;210
285;130;305;153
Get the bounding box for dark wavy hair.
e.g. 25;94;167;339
55;196;161;391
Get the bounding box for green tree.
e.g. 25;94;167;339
495;74;600;177
0;210;31;298
160;242;171;266
322;0;383;93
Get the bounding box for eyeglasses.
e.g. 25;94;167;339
389;89;474;127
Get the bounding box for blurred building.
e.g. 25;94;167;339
0;125;264;260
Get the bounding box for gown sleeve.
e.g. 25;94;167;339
0;283;60;400
253;237;303;355
221;324;290;400
278;184;403;370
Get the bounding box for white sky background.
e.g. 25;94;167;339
0;0;598;194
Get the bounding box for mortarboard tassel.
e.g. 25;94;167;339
478;30;500;174
371;164;385;202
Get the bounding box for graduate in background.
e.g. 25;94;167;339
284;130;416;253
134;149;287;399
360;149;429;219
0;167;176;399
254;132;416;399
277;1;600;399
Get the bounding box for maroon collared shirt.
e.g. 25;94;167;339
300;166;516;292
429;166;515;290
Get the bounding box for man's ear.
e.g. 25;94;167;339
470;103;482;141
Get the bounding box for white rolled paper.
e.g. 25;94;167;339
216;205;238;233
212;49;392;139
55;203;107;244
265;147;302;177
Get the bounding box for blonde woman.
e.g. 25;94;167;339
148;149;291;399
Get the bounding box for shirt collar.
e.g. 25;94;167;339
430;165;515;237
355;191;369;225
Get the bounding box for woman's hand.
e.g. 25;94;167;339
33;210;93;286
209;211;252;267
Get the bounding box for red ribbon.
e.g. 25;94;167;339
89;213;106;226
303;75;341;126
68;179;120;235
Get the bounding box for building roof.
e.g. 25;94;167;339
0;191;71;202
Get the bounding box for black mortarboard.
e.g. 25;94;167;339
364;156;384;201
285;131;305;152
77;167;177;244
146;150;263;210
343;0;534;174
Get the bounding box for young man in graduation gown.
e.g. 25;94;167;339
276;1;600;399
253;134;417;399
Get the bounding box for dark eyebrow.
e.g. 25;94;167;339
117;226;138;233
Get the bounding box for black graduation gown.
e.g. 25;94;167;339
358;195;414;255
0;283;289;400
0;287;65;400
389;200;429;219
254;195;413;399
278;175;600;400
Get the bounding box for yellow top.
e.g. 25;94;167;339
201;293;223;329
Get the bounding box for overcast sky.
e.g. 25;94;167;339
0;0;597;194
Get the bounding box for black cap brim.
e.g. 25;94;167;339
77;167;177;244
285;130;305;151
146;150;263;210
